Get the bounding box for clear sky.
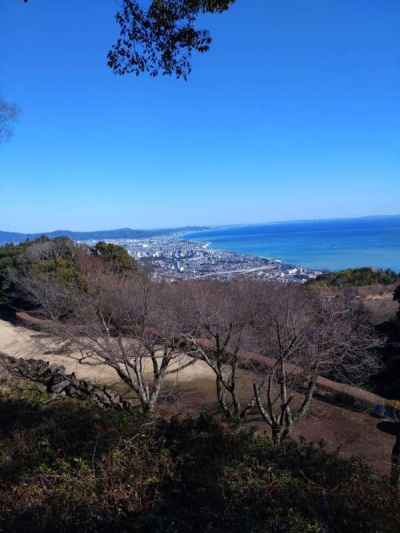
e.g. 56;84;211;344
1;0;399;232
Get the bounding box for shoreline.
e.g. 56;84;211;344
181;220;400;274
83;235;322;283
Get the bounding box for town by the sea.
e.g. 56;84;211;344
184;216;400;273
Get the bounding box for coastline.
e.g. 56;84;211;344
83;235;322;283
182;217;400;273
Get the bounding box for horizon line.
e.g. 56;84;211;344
1;212;400;236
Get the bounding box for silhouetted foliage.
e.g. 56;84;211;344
394;285;400;319
23;0;234;79
108;0;235;79
374;286;400;398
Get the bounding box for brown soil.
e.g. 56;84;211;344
162;371;393;477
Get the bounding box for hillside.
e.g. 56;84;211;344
0;226;209;245
0;317;399;532
307;267;400;288
0;390;398;532
0;318;395;477
1;236;399;532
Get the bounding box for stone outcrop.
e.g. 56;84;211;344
0;352;131;411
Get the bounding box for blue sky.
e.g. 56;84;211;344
1;0;399;232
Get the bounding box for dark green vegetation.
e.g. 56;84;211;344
91;241;139;274
0;383;399;533
308;267;400;288
0;237;137;315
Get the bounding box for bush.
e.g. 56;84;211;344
0;390;399;533
308;268;400;289
0;237;138;316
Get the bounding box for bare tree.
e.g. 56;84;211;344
26;268;194;414
252;284;381;445
0;99;18;142
182;280;256;421
24;237;77;263
21;273;74;321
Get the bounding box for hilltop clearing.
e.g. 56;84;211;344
0;317;394;477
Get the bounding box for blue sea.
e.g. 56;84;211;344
184;216;400;272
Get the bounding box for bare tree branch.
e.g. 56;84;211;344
21;266;193;415
251;284;381;445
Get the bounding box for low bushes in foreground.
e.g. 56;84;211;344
0;387;399;533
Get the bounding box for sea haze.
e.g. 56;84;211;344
184;216;400;272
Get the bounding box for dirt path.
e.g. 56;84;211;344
0;319;214;384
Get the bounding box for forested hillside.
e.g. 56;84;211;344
0;237;138;315
308;267;400;288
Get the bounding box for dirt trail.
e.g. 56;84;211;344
0;319;214;384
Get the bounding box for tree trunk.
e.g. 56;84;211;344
391;431;400;491
271;426;283;446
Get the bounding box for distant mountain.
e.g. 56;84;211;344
0;226;210;245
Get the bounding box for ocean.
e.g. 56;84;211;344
184;216;400;272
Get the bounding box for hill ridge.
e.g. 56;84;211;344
0;226;209;245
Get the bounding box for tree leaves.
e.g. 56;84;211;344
22;0;235;79
108;0;235;79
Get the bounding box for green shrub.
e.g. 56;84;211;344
0;237;138;315
308;267;400;288
0;392;399;533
